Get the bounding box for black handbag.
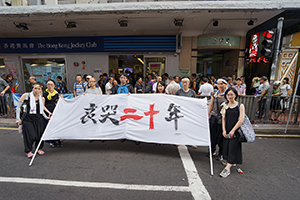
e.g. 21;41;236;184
216;95;222;125
237;128;247;143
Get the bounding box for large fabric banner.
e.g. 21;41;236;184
42;94;210;146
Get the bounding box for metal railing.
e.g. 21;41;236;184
196;95;300;125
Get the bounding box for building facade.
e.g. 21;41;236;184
0;1;299;92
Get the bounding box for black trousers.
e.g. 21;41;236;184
210;115;223;155
22;118;44;153
258;99;267;119
0;96;7;115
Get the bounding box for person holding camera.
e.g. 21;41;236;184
208;78;227;161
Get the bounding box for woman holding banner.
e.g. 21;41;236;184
219;87;245;178
16;82;50;158
208;78;227;160
43;79;60;148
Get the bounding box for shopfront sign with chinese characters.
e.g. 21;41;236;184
42;94;210;146
0;35;176;54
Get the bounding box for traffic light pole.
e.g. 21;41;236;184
263;17;284;123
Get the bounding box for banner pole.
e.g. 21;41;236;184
285;69;300;134
209;144;214;176
29;138;44;167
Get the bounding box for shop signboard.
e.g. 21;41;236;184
0;35;176;54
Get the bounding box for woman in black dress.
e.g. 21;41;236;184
16;83;49;158
220;87;245;178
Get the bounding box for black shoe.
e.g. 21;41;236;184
135;141;140;145
121;139;126;142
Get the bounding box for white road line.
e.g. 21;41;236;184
177;145;211;200
0;177;190;192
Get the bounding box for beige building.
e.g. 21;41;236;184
0;1;299;92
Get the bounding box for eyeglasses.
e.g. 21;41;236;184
226;94;235;97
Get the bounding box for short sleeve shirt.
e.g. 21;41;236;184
198;83;214;96
0;78;9;92
86;87;102;94
257;82;270;96
74;82;85;96
57;81;67;94
135;83;144;93
280;84;291;97
175;89;196;98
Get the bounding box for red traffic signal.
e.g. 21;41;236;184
260;29;276;58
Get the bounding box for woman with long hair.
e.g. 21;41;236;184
16;83;50;158
219;87;245;178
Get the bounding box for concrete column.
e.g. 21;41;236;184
237;36;246;78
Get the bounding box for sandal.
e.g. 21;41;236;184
37;149;45;156
25;152;34;158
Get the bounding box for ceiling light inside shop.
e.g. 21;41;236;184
137;58;144;65
118;20;128;27
0;65;5;68
174;19;184;26
31;64;38;66
13;22;29;30
247;20;254;26
65;21;76;29
213;20;219;27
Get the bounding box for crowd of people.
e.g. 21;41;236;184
1;70;299;178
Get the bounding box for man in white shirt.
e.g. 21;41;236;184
198;77;214;96
153;76;162;93
166;76;181;95
105;77;114;95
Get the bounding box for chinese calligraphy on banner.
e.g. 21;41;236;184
42;94;210;146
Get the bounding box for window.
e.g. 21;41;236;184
22;58;66;92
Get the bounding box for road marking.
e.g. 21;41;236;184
0;127;18;130
0;176;190;192
177;145;211;200
256;134;300;138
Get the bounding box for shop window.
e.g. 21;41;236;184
145;57;165;77
22;58;66;92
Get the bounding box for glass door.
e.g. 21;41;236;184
144;56;166;78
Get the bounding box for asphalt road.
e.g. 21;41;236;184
0;128;299;200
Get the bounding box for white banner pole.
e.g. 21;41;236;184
29;138;44;167
285;68;300;134
209;144;214;176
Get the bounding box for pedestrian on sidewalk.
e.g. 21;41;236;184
219;87;245;178
5;74;14;118
0;76;10;117
269;81;282;123
208;78;227;161
16;82;50;158
257;76;270;119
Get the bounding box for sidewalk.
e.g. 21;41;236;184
1;118;299;135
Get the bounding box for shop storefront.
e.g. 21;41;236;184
0;35;178;93
196;35;244;79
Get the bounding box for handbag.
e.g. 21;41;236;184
238;103;256;143
237;128;247;143
216;95;222;125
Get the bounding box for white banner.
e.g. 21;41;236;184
42;94;210;146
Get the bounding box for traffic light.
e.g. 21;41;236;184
260;28;276;58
